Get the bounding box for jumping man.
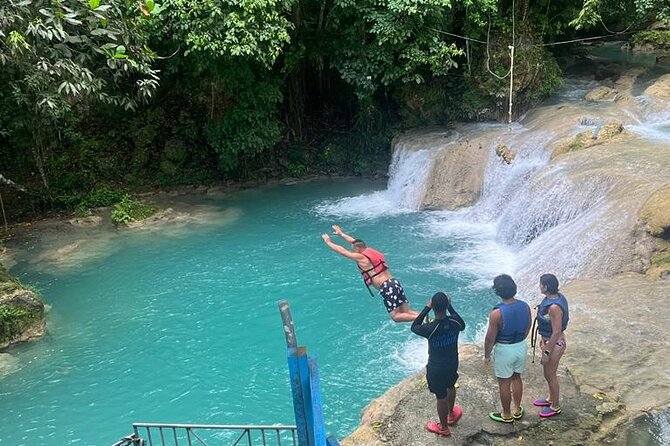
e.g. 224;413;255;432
321;225;420;322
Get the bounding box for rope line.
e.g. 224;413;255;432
536;33;634;47
486;19;511;80
430;27;636;48
508;0;515;129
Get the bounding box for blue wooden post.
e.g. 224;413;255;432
287;346;312;446
308;356;326;445
279;300;339;446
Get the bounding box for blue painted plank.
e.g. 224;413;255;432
288;347;310;446
297;351;316;446
308;356;327;446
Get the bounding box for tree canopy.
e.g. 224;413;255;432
1;0;669;217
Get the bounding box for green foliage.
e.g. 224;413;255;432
111;194;156;225
204;66;283;175
0;304;32;341
75;187;126;215
631;30;670;49
161;0;293;69
569;0;602;29
0;0;159;115
395;78;461;127
569;0;670;30
328;0;463;99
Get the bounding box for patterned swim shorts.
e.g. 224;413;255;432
378;278;409;313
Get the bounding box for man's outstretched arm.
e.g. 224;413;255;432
332;225;356;244
322;233;363;260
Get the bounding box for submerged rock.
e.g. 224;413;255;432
551;122;633;159
585;85;620;101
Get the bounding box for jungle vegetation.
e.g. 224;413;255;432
1;0;669;220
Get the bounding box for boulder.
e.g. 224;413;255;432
420;137;488;210
0;284;45;350
495;144;515;164
639;183;670;237
643;73;670;99
551;122;633;159
585;86;619;102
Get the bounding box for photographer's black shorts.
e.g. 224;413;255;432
426;366;458;399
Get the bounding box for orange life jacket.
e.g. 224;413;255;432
358;248;389;286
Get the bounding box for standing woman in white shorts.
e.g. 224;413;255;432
484;274;532;423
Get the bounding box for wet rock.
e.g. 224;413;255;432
551;122;633;159
562;274;670;413
585;86;619;101
643;73;670;99
420;137;488;211
495;144;515;164
68;215;103;227
639;183;670;237
0;352;19;377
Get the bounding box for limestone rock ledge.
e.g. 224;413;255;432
0;264;46;350
343;274;669;445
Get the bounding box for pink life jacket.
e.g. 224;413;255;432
358;248;389;286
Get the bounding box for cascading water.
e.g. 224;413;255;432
496;167;614;248
315;130;458;218
331;58;670;299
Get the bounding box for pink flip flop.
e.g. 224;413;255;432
447;406;463;425
425;421;451;436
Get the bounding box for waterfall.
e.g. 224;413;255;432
314;131;454;219
385;143;441;210
318;66;670;295
496;165;615;248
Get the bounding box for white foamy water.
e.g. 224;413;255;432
314;135;450;219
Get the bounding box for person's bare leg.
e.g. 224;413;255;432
510;372;523;414
436;397;450;430
389;303;420;322
447;387;456;414
497;377;513;419
544;344;565;407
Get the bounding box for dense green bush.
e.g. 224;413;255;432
111;195;157;225
75;187;126;215
631;31;670;50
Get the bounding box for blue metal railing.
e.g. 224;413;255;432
117;423;298;446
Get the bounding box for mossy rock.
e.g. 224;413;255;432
585;86;619;102
631;30;670;51
552;123;633;159
647;247;670;279
640;184;670;237
0;264;45;348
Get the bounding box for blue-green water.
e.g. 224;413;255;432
2;179;503;445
